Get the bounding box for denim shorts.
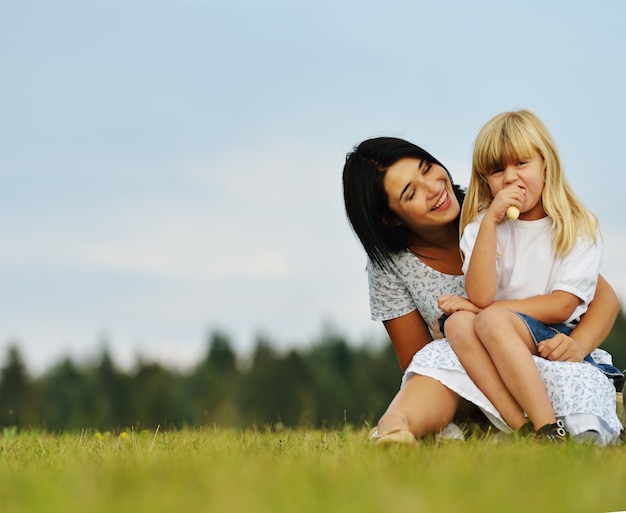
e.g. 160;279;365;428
513;312;572;346
439;311;623;381
515;312;623;380
436;312;571;343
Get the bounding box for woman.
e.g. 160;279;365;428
342;136;623;445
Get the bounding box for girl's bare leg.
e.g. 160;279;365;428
377;374;459;438
475;306;556;429
444;311;528;430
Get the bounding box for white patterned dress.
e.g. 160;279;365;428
368;249;623;445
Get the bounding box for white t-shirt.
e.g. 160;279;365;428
460;213;602;326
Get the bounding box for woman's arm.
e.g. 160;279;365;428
537;274;619;362
383;310;433;372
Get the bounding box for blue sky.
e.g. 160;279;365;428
2;0;625;372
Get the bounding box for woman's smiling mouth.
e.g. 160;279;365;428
431;190;448;211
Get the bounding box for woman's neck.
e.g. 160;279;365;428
409;224;463;275
411;222;458;249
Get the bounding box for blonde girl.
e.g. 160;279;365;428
441;109;620;441
460;109;598;255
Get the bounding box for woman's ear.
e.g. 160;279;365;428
382;215;401;227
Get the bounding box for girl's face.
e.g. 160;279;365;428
486;149;545;220
383;157;460;232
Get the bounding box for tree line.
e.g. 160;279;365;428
1;310;625;433
0;330;400;432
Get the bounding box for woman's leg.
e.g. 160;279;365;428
377;374;459;438
475;306;556;429
444;311;528;430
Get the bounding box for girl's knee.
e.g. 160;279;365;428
444;311;476;349
475;306;514;339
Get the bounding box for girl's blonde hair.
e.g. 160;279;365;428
460;110;598;256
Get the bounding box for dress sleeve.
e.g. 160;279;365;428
367;258;416;322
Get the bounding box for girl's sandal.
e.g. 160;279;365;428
534;419;567;443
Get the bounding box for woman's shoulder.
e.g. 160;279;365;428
367;249;464;324
368;249;461;281
367;249;422;275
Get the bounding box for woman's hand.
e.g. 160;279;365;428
537;333;585;362
438;295;480;315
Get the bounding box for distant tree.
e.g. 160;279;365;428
130;359;186;429
233;338;274;427
238;338;316;428
0;345;38;427
346;342;400;427
602;307;626;389
40;357;89;430
305;332;356;427
186;331;241;426
203;331;238;375
83;349;133;430
0;327;468;431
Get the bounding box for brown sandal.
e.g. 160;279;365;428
369;427;418;446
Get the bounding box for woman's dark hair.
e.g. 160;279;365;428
342;136;465;268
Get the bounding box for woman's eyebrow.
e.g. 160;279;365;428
399;159;423;200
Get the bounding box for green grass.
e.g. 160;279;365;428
1;426;625;513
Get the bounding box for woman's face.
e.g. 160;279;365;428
383;157;460;232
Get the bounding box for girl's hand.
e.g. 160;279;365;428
487;186;525;223
438;295;480;315
537;333;585;362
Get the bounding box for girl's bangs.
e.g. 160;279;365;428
475;122;537;176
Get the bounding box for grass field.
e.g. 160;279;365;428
1;426;625;513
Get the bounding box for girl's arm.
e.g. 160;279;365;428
464;186;523;306
537;274;619;361
383;310;433;371
464;217;499;307
495;290;581;325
